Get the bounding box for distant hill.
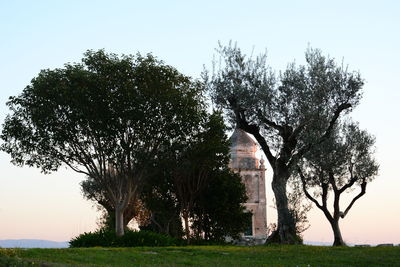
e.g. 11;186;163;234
0;239;69;248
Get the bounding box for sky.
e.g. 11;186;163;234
0;0;399;245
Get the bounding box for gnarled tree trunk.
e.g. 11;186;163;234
268;169;299;244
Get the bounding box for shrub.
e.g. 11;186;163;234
69;230;183;247
0;248;37;266
0;248;19;257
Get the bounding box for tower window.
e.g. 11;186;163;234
244;217;253;236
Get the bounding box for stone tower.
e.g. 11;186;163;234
229;128;267;243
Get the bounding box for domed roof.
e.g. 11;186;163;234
229;128;258;169
229;128;257;148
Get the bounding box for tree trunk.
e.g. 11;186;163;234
115;207;125;237
183;210;190;244
268;170;300;244
329;219;345;246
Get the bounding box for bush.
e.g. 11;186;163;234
69;230;183;247
0;248;38;266
0;248;19;257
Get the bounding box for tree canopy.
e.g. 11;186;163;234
1;50;205;236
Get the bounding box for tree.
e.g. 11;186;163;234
139;161;184;238
205;43;363;243
1;50;204;236
297;122;378;246
141;112;251;242
191;168;251;241
172;113;236;243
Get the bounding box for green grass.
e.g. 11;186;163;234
1;245;399;266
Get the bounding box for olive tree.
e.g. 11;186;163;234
205;43;363;243
298;122;378;246
1;50;204;236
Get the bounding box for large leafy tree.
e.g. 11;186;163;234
1;50;204;236
205;43;363;243
298;122;378;246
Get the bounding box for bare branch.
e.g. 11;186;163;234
338;175;358;194
257;110;284;133
237;118;276;166
298;167;322;210
340;180;367;218
328;171;339;193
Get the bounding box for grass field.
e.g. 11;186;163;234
1;245;399;266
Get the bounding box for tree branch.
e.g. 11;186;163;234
289;103;352;167
298;167;333;222
323;103;352;140
338;165;358;194
228;95;276;166
328;171;338;193
321;180;329;210
298;167;322;210
257;110;284;133
289;122;307;142
237;118;276;166
340;180;367;218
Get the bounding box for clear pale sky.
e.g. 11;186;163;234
0;1;399;244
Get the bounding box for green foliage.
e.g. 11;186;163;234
1;50;205;174
171;114;230;241
139;150;183;238
0;248;19;257
206;43;363;137
69;230;183;248
301;121;378;186
0;256;37;266
0;248;39;266
1;49;206;236
140;112;251;242
191;169;252;241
